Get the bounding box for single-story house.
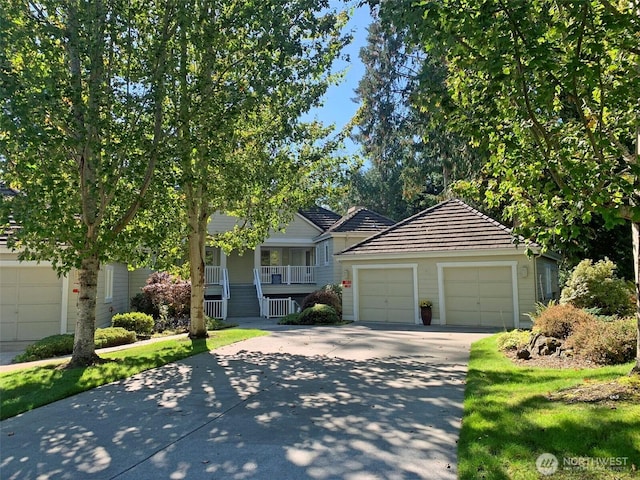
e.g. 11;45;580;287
336;199;560;328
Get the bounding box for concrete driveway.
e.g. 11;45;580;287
0;321;491;480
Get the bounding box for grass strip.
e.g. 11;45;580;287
458;335;640;479
0;328;266;420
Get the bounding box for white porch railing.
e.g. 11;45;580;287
204;299;227;319
258;266;315;284
204;267;229;319
261;297;299;318
254;268;265;317
205;266;223;285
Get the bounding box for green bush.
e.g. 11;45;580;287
94;327;137;348
13;328;137;362
277;313;302;325
298;304;340;325
532;304;597;339
205;317;238;330
301;288;342;317
14;334;75;362
566;317;637;365
560;258;634;316
112;312;154;335
496;330;532;351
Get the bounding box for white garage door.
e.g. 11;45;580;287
444;266;514;328
358;268;415;323
0;267;62;341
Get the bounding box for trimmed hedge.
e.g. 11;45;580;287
298;304;340;325
301;289;342;317
13;334;75;363
112;312;154;335
94;327;137;348
13;327;137;363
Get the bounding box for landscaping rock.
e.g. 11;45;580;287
529;333;563;356
517;348;531;360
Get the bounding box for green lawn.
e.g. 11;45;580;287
458;335;640;479
0;328;267;420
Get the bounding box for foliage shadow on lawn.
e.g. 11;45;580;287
458;336;640;480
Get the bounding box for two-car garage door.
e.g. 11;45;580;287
442;266;515;328
0;266;62;341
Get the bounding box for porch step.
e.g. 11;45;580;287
227;284;261;317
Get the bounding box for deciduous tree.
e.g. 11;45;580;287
166;1;350;337
0;0;175;366
381;0;640;371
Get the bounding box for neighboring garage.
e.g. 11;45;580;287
337;199;559;327
356;266;417;323
0;264;66;341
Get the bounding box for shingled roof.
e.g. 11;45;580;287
328;207;395;233
338;198;522;256
298;205;342;231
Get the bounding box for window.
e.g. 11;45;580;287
261;249;280;266
324;242;330;265
205;247;220;266
104;265;114;303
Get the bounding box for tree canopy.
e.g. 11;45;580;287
377;0;640;369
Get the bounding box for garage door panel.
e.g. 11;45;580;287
18;321;60;339
0;268;18;283
0;266;62;341
478;283;511;298
359;296;389;309
480;311;513;327
18;285;61;304
478;267;510;281
447;310;479;325
1;285;17;304
362;283;388;296
447;296;479;312
445;266;514;328
446;268;479;282
358;268;415;323
19;268;59;283
360;307;387;323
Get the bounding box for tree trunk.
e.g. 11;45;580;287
69;255;101;367
187;190;208;339
632;222;640;375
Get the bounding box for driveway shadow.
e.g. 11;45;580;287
1;348;466;480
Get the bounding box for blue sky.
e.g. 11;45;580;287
305;1;372;157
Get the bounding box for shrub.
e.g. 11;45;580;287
301;288;342;317
130;292;155;317
298;304;340;325
532;304;597;339
112;312;154;335
496;330;532;351
206;317;238;330
135;271;191;321
566;317;637;365
14;334;75;362
560;258;634;316
278;313;302;325
94;327;137;348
